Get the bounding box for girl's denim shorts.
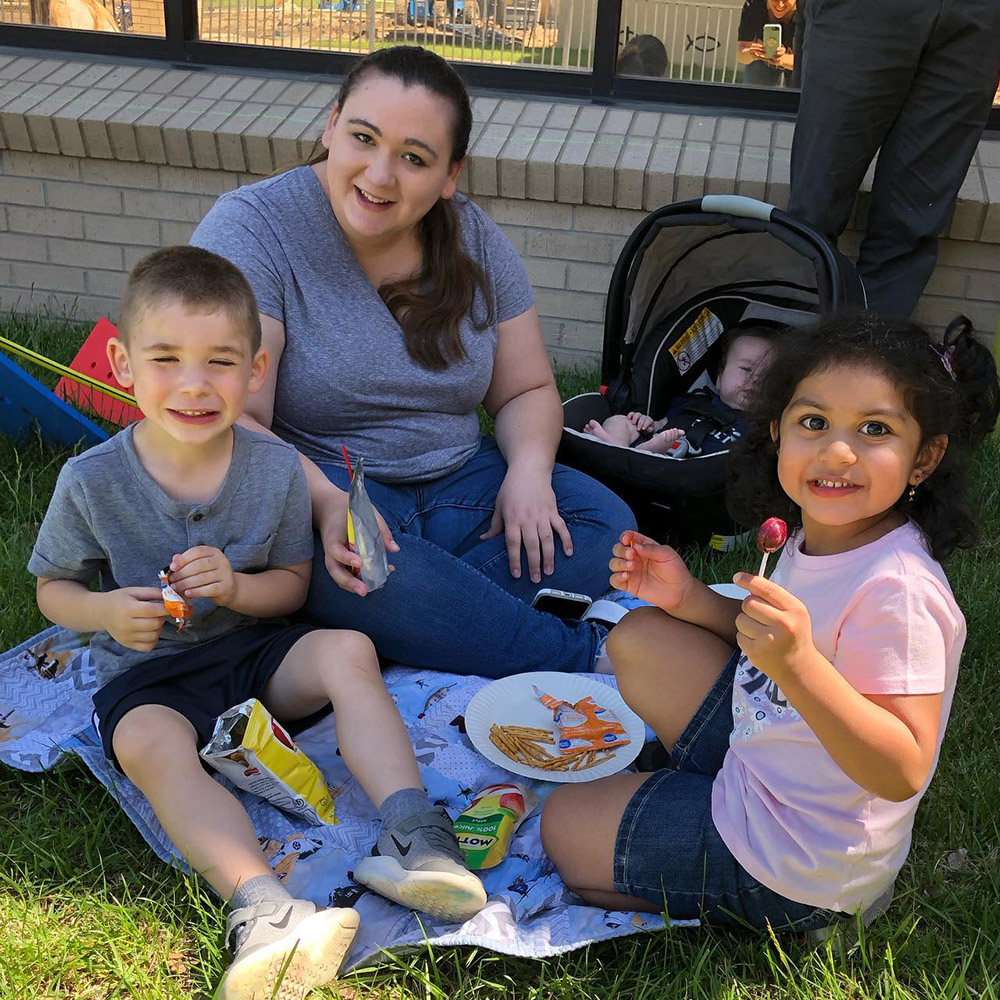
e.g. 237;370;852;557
613;650;850;932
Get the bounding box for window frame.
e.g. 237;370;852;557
1;0;997;128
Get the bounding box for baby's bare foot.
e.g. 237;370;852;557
583;420;614;442
636;428;685;454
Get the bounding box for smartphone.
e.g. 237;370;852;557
531;588;593;620
762;23;782;60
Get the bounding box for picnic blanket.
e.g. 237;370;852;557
1;622;692;970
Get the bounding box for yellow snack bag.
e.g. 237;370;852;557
200;698;338;825
453;783;538;870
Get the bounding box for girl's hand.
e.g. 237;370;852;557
102;587;169;652
169;546;237;606
733;571;815;683
609;530;694;612
315;488;399;597
627;412;654;433
481;466;573;583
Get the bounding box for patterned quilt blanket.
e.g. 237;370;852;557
1;624;690;969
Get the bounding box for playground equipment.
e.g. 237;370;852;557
0;321;138;449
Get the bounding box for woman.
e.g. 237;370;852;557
736;0;798;88
191;46;635;678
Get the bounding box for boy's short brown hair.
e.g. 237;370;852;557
119;246;262;353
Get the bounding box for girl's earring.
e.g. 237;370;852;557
907;482;918;502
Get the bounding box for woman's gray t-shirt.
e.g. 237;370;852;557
191;166;535;483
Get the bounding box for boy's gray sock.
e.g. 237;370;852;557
230;873;293;912
378;786;433;831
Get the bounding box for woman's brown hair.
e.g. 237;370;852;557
313;46;494;371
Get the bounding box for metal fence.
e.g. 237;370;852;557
0;0;742;79
194;0;592;69
0;0;155;32
620;0;742;83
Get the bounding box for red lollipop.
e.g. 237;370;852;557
756;517;787;576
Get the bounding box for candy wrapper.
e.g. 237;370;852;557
532;685;630;755
199;698;338;825
158;566;193;631
453;782;539;869
346;455;390;592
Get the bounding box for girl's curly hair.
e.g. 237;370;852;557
726;312;999;561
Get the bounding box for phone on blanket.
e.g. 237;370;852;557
531;588;593;620
762;23;782;60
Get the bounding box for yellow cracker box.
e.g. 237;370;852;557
200;698;338;825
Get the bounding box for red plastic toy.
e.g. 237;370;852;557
55;318;142;426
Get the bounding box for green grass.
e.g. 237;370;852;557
2;313;1000;998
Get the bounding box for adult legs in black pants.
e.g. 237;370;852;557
788;0;1000;317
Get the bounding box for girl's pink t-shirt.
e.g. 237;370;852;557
711;520;965;913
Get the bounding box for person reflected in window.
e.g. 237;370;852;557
617;34;668;77
737;0;798;87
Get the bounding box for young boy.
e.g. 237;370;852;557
28;247;486;1000
582;325;776;453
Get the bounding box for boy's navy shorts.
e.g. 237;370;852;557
92;622;317;768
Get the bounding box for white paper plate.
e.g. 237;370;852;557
465;672;645;783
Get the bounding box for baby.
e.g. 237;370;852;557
583;327;776;453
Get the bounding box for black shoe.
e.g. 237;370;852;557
635;740;671;772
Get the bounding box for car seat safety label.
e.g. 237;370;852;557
669;307;724;373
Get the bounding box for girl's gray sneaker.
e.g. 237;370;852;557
217;898;359;1000
354;808;488;923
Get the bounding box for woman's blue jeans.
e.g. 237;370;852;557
300;437;636;677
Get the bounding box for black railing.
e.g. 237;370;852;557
0;0;997;128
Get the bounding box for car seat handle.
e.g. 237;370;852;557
700;195;775;222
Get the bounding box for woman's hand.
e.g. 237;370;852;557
315;486;399;597
609;530;695;612
732;571;815;684
481;466;573;583
765;45;794;70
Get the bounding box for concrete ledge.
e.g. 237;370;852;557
2;49;998;237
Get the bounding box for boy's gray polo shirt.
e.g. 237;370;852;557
28;423;313;687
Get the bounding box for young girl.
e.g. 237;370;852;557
541;313;999;931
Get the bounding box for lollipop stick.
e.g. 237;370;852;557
757;552;769;577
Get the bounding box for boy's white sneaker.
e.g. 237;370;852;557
354;808;487;923
217;898;359;1000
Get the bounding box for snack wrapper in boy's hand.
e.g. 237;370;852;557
533;685;630;755
158;566;193;631
200;698;339;825
346;455;390;591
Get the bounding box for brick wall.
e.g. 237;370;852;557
129;0;165;35
1;53;998;363
3;146;998;366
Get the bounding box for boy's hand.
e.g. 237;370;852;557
103;587;169;652
609;530;695;612
732;572;816;683
169;546;237;607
